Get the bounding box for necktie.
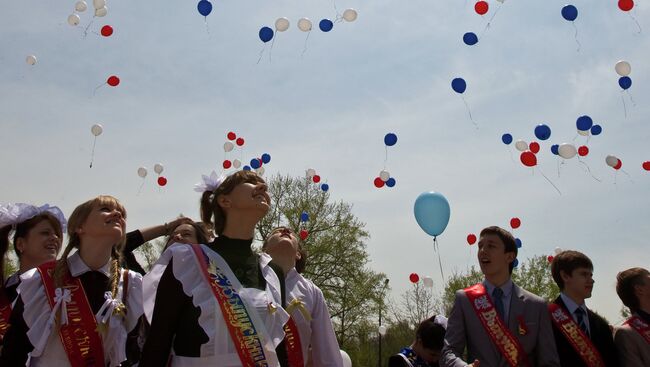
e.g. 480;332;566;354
575;307;590;337
492;287;505;321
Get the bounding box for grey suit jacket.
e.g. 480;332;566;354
614;318;650;367
441;283;560;367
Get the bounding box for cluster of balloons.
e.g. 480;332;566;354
605;155;623;171
222;131;245;170
408;272;434;288
242;153;271;176
306;168;329;192
375;133;397;188
299;211;309;240
137;164;167;187
68;0;108;26
258;10;358;43
503;124;553;168
615;60;633;91
509;217;523;252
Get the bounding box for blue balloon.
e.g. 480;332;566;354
259;27;274;43
591;124;602;136
551;144;559;155
250;158;261;169
502;133;513;145
561;5;578;21
300;211;309;222
515;238;522;248
197;0;212;16
261;153;271;164
386;177;396;187
384;133;398;146
413;192;451;237
319;19;333;32
576;115;593;131
463;32;478;46
534;124;552;140
243;165;251;171
619;76;632;90
321;183;329;192
451;78;466;94
513;258;520;268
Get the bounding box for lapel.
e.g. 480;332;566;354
508;283;525;331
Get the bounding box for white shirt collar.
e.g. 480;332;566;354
67;251;111;278
560;292;587;314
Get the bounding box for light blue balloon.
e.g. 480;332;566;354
413;192;451;237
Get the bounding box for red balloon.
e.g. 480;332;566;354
547;255;554;264
223;159;232;169
100;25;113;37
236;137;245;146
467;234;477;245
618;0;634;11
578;145;589;157
299;229;309;241
227;131;236;140
107;75;120;86
520;151;537;167
475;1;489;15
157;176;167;186
374;177;385;188
313;175;321;183
409;273;419;283
510;217;521;229
643;161;650;171
614;159;622;170
529;141;540;154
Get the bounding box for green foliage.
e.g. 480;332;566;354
2;242;19;279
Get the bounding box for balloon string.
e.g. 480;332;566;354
301;32;311;58
433;237;445;283
539;168;562;196
572;23;581;52
269;34;276;64
384;146;388;170
204;17;211;36
630;14;642;34
330;0;341;18
257;45;266;65
89;136;97;168
83;17;95;38
92;82;105;97
137;178;145;195
622;93;628;119
578;159;602;182
627;90;637;107
480;4;503;37
621;169;633;183
461;96;478;129
557;158;561;178
509;148;515;164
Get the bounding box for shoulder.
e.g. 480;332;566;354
614;323;636;340
388;354;407;367
515;285;548;305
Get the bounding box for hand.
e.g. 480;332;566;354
468;360;480;367
168;216;193;231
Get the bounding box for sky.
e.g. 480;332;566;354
1;0;649;323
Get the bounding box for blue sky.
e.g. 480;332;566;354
1;0;649;322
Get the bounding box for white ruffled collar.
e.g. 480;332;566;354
68;251;111;278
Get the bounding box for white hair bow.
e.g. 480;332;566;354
193;171;225;193
0;203;67;233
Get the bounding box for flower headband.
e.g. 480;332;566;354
193;171;226;193
0;203;67;233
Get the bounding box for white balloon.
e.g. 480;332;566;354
75;1;87;12
154;163;164;174
558;143;577;159
67;14;80;26
605;155;619;167
233;159;241;169
514;140;528;152
93;0;106;9
340;350;352;367
137;167;148;178
256;167;265;176
342;8;358;22
275;17;290;32
25;55;37;66
298;18;312;32
422;276;434;288
91;123;103;136
224;141;234;152
378;325;387;336
95;6;107;17
306;168;316;178
577;129;590;136
615;60;631;77
379;170;390;181
554;247;563;255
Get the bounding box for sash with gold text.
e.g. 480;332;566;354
190;244;269;367
548;303;605;367
0;290;11;342
283;316;305;367
625;315;650;344
37;262;105;367
464;284;530;367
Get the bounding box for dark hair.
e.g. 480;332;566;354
416;315;446;351
616;267;650;313
200;170;265;236
262;226;308;273
164;220;211;250
0;212;63;286
479;226;517;273
551;250;593;290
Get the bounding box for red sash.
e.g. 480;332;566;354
0;290;12;342
190;244;270;366
464;284;530;367
548;303;605;367
284;316;305;367
625;315;650;344
38;262;105;366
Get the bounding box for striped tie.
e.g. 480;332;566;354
574;307;590;337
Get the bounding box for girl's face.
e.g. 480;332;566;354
223;181;271;215
77;203;126;243
16;219;62;267
264;227;301;264
167;223;199;246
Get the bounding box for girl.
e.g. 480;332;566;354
0;196;144;366
141;170;290;366
389;315;447;367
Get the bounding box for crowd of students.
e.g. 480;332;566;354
0;169;648;366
